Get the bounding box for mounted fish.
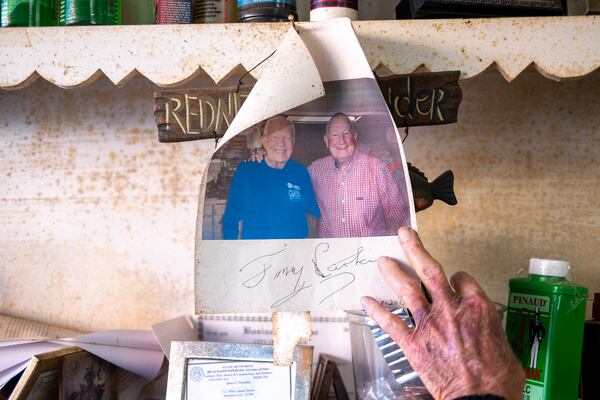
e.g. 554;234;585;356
408;163;457;212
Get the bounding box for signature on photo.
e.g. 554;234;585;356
239;242;377;308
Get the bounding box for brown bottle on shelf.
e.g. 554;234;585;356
581;293;600;399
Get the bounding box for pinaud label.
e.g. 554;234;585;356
509;293;550;313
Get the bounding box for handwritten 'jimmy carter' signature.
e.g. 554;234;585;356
238;242;377;308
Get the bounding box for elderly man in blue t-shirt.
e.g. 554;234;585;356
222;115;320;240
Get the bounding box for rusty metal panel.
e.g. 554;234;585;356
1;71;599;331
1;17;599;90
404;69;600;312
0;76;215;330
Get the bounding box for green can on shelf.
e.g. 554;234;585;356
60;0;120;25
1;0;58;27
506;258;588;400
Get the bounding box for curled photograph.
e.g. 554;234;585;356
202;79;411;242
197;20;416;313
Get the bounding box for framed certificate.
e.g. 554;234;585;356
166;342;313;400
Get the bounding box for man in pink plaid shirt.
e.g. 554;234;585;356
308;113;411;238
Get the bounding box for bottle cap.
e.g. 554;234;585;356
593;293;600;320
528;258;569;277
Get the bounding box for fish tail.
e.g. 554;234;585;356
431;170;457;205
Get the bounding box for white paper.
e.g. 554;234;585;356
199;236;409;312
0;341;65;389
52;329;164;379
186;359;293;400
151;315;199;360
217;25;325;149
0;360;29;388
197;18;416;313
0;328;165;389
61;329;162;351
0;340;65;371
0;314;82;340
0;339;38;347
199;312;356;399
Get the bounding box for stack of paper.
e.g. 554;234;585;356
0;314;167;396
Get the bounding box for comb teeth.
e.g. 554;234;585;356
368;308;419;385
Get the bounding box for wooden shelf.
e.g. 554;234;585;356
1;16;599;89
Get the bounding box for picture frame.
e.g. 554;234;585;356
61;350;112;400
310;354;349;400
166;341;313;400
9;347;83;400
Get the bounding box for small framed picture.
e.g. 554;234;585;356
61;350;112;400
310;354;349;400
166;341;313;400
10;347;83;400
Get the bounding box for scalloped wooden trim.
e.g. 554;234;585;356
1;17;599;89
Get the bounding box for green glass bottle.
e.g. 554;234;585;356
1;0;58;27
506;258;588;400
60;0;120;25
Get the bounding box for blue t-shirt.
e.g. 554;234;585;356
222;160;320;240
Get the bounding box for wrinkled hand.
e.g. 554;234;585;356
361;227;525;400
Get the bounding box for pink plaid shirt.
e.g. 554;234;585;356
308;152;410;238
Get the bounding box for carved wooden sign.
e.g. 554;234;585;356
154;72;461;142
154;85;253;143
377;71;462;127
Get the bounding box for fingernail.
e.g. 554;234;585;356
398;227;412;243
360;296;373;310
377;256;389;267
